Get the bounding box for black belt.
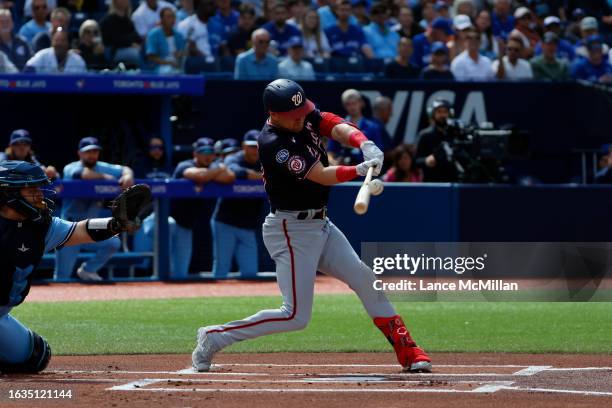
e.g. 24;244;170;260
272;208;327;220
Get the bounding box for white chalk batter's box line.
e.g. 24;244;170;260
80;364;612;397
107;379;517;394
106;379;612;396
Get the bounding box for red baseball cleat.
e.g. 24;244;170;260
374;315;432;373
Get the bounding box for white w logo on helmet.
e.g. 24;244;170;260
291;92;303;106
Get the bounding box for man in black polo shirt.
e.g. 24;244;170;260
192;79;432;375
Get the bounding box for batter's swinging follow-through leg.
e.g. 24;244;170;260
192;78;431;373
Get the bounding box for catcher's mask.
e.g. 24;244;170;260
0;160;55;223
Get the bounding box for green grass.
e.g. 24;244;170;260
10;295;612;355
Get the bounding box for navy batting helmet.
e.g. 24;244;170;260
263;79;315;119
0;160;53;222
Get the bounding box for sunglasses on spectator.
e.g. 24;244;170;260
149;145;164;151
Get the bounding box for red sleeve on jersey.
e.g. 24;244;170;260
335;165;358;182
319;112;355;139
348;130;368;148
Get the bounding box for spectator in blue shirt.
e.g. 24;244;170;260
31;6;71;53
574;16;609;59
324;0;373;59
571;35;612;83
411;17;452;69
234;28;279;79
55;137;134;282
491;0;514;38
146;7;186;73
211;130;264;280
363;2;399;59
262;2;302;56
534;16;575;63
278;37;315;80
328;89;384;165
0;9;32;70
318;0;359;30
211;0;239;35
18;0;51;44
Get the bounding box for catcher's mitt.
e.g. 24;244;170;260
110;184;152;233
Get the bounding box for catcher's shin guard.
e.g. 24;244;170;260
374;315;432;372
0;331;51;374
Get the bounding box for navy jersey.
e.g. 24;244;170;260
213;151;264;229
170;159;218;229
0;216;76;308
258;109;331;211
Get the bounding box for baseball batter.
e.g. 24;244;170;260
192;79;432;373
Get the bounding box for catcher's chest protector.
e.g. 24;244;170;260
0;217;48;307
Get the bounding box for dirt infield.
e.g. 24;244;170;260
1;353;611;407
27;276;353;302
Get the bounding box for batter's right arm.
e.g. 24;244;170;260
306;160;380;186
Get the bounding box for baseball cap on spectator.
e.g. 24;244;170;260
431;41;449;54
214;138;240;155
542;32;559;44
586;35;603;51
543;16;561;27
453;14;473;31
572;8;586;21
287;37;303;48
513;7;531;19
243;130;259;146
351;0;367;6
434;1;448;12
9;129;32;145
78;137;102;152
431;17;453;35
193;137;215;154
580;17;598;31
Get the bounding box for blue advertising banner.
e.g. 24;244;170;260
0;74;205;96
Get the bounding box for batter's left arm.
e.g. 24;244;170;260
320;112;384;164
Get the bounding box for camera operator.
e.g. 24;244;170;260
415;99;458;182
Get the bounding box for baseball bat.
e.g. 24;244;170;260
353;166;374;215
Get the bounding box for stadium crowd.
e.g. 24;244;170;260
0;0;611;81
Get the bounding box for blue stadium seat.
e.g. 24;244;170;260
219;55;236;72
185;56;221;74
364;58;386;76
329;56;364;73
307;57;330;73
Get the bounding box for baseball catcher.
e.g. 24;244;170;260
0;160;151;373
